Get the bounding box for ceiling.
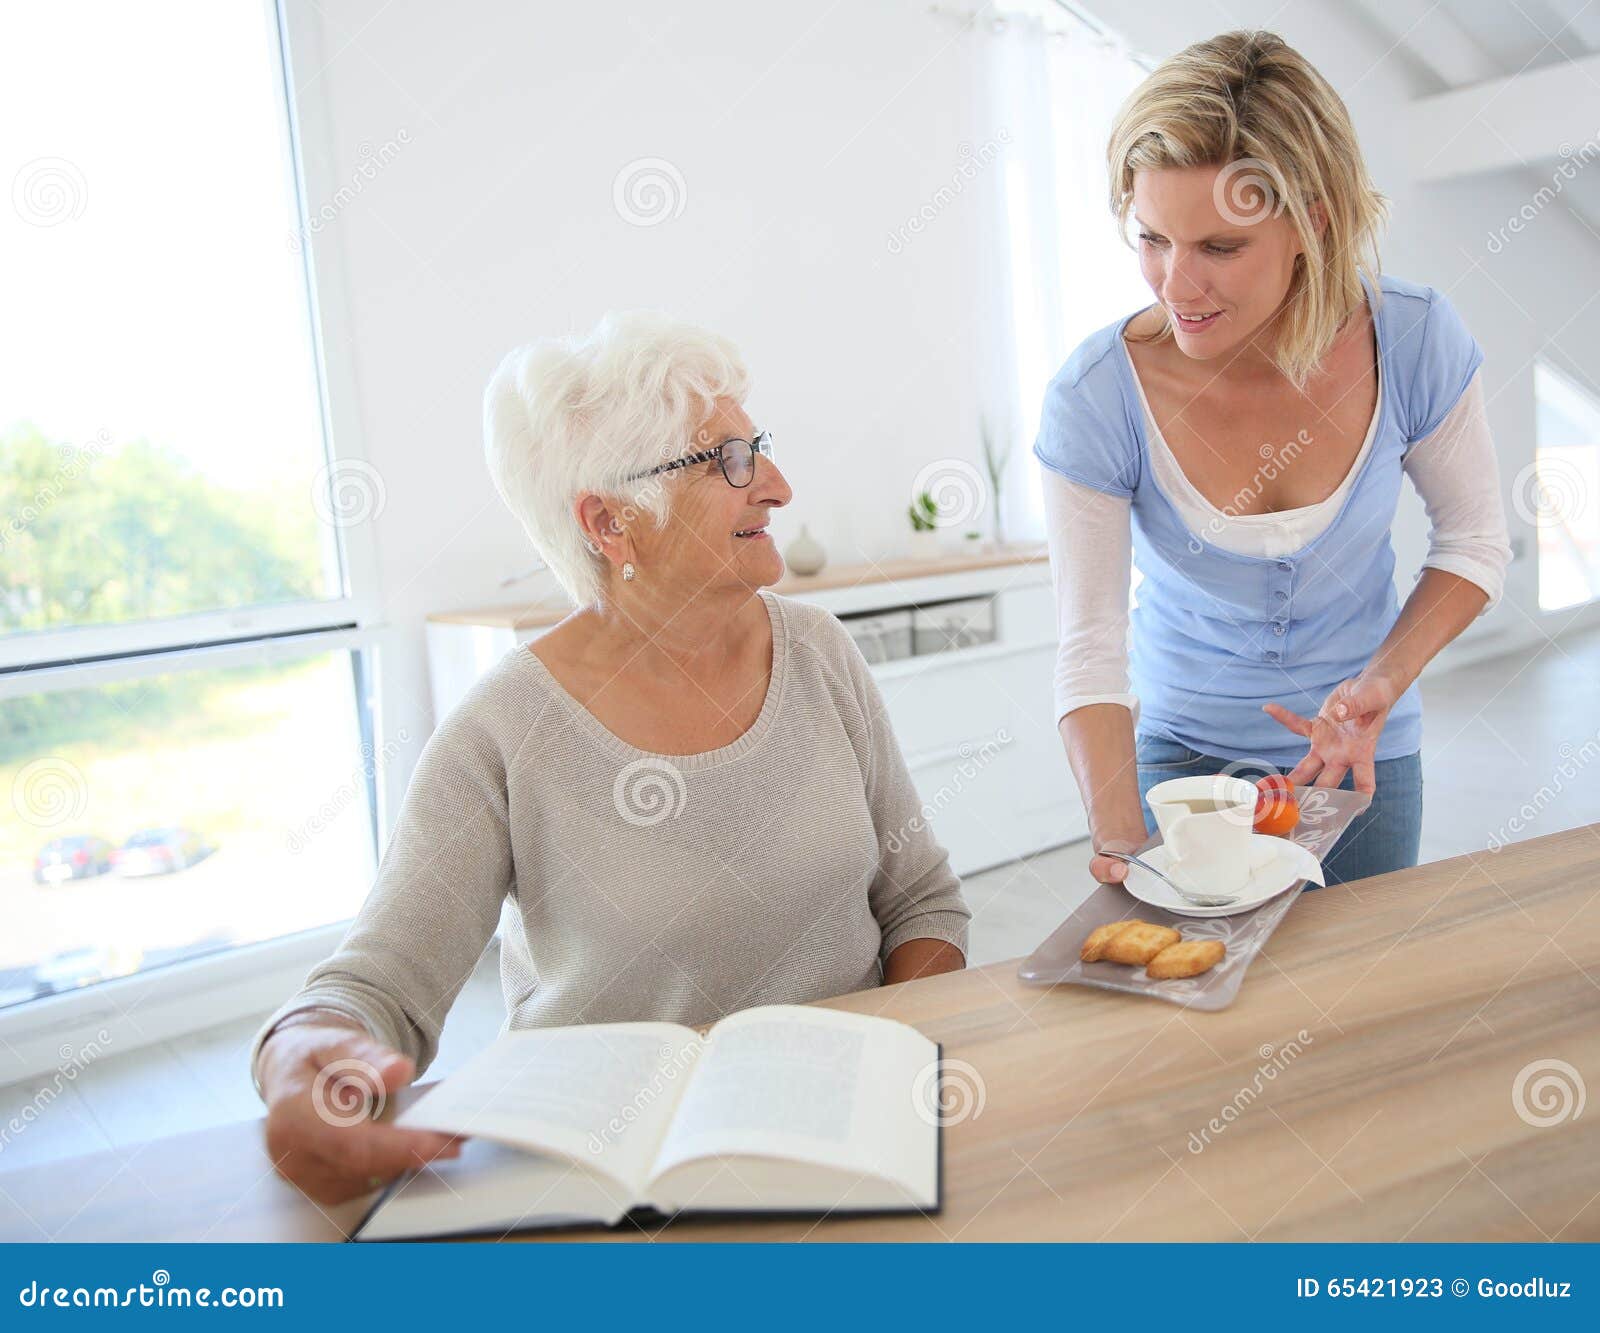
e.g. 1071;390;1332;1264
1344;0;1600;234
1345;0;1600;85
1437;0;1600;75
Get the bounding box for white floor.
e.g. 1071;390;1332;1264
3;623;1599;1175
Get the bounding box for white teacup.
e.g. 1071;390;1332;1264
1147;774;1265;896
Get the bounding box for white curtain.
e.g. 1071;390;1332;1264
976;11;1151;542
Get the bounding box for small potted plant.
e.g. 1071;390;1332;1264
907;490;941;557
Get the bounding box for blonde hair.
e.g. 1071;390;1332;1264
484;310;751;605
1106;30;1388;388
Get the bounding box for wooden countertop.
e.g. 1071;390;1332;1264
3;822;1597;1242
426;543;1049;629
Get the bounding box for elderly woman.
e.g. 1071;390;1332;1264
251;311;970;1202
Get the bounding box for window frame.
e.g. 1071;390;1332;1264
0;0;388;1084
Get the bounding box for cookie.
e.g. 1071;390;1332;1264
1145;939;1226;980
1101;922;1182;966
1080;920;1144;963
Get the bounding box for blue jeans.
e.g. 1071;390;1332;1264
1134;733;1423;887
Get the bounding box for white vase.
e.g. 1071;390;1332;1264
907;528;941;560
784;524;827;576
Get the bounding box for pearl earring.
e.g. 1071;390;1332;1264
622;561;636;582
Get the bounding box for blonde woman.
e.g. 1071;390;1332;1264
1035;31;1511;887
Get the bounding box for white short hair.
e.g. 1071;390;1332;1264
483;310;752;605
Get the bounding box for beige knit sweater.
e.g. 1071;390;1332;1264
250;591;970;1091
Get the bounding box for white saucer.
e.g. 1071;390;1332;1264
1122;835;1325;918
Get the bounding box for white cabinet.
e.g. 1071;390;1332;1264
424;548;1084;876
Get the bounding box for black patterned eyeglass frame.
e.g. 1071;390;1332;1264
624;429;774;488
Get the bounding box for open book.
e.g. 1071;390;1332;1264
353;1004;944;1240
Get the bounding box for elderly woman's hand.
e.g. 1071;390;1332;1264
1261;671;1401;794
259;1017;463;1205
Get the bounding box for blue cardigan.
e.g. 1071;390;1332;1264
1032;273;1483;768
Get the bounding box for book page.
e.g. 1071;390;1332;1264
357;1137;636;1240
646;1005;938;1203
399;1021;704;1196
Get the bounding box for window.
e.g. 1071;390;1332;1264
0;1;380;1030
985;5;1150;541
1;649;379;1011
1530;361;1600;611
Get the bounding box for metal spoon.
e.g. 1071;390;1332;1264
1094;848;1243;907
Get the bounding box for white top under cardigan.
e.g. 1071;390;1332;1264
1044;367;1512;727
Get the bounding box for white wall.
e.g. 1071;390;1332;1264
290;0;1600;826
289;0;998;813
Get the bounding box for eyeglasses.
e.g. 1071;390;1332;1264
626;429;774;489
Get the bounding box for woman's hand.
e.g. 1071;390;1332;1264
1089;823;1150;886
260;1019;464;1205
1262;672;1400;794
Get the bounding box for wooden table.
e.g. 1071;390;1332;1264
3;824;1597;1242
